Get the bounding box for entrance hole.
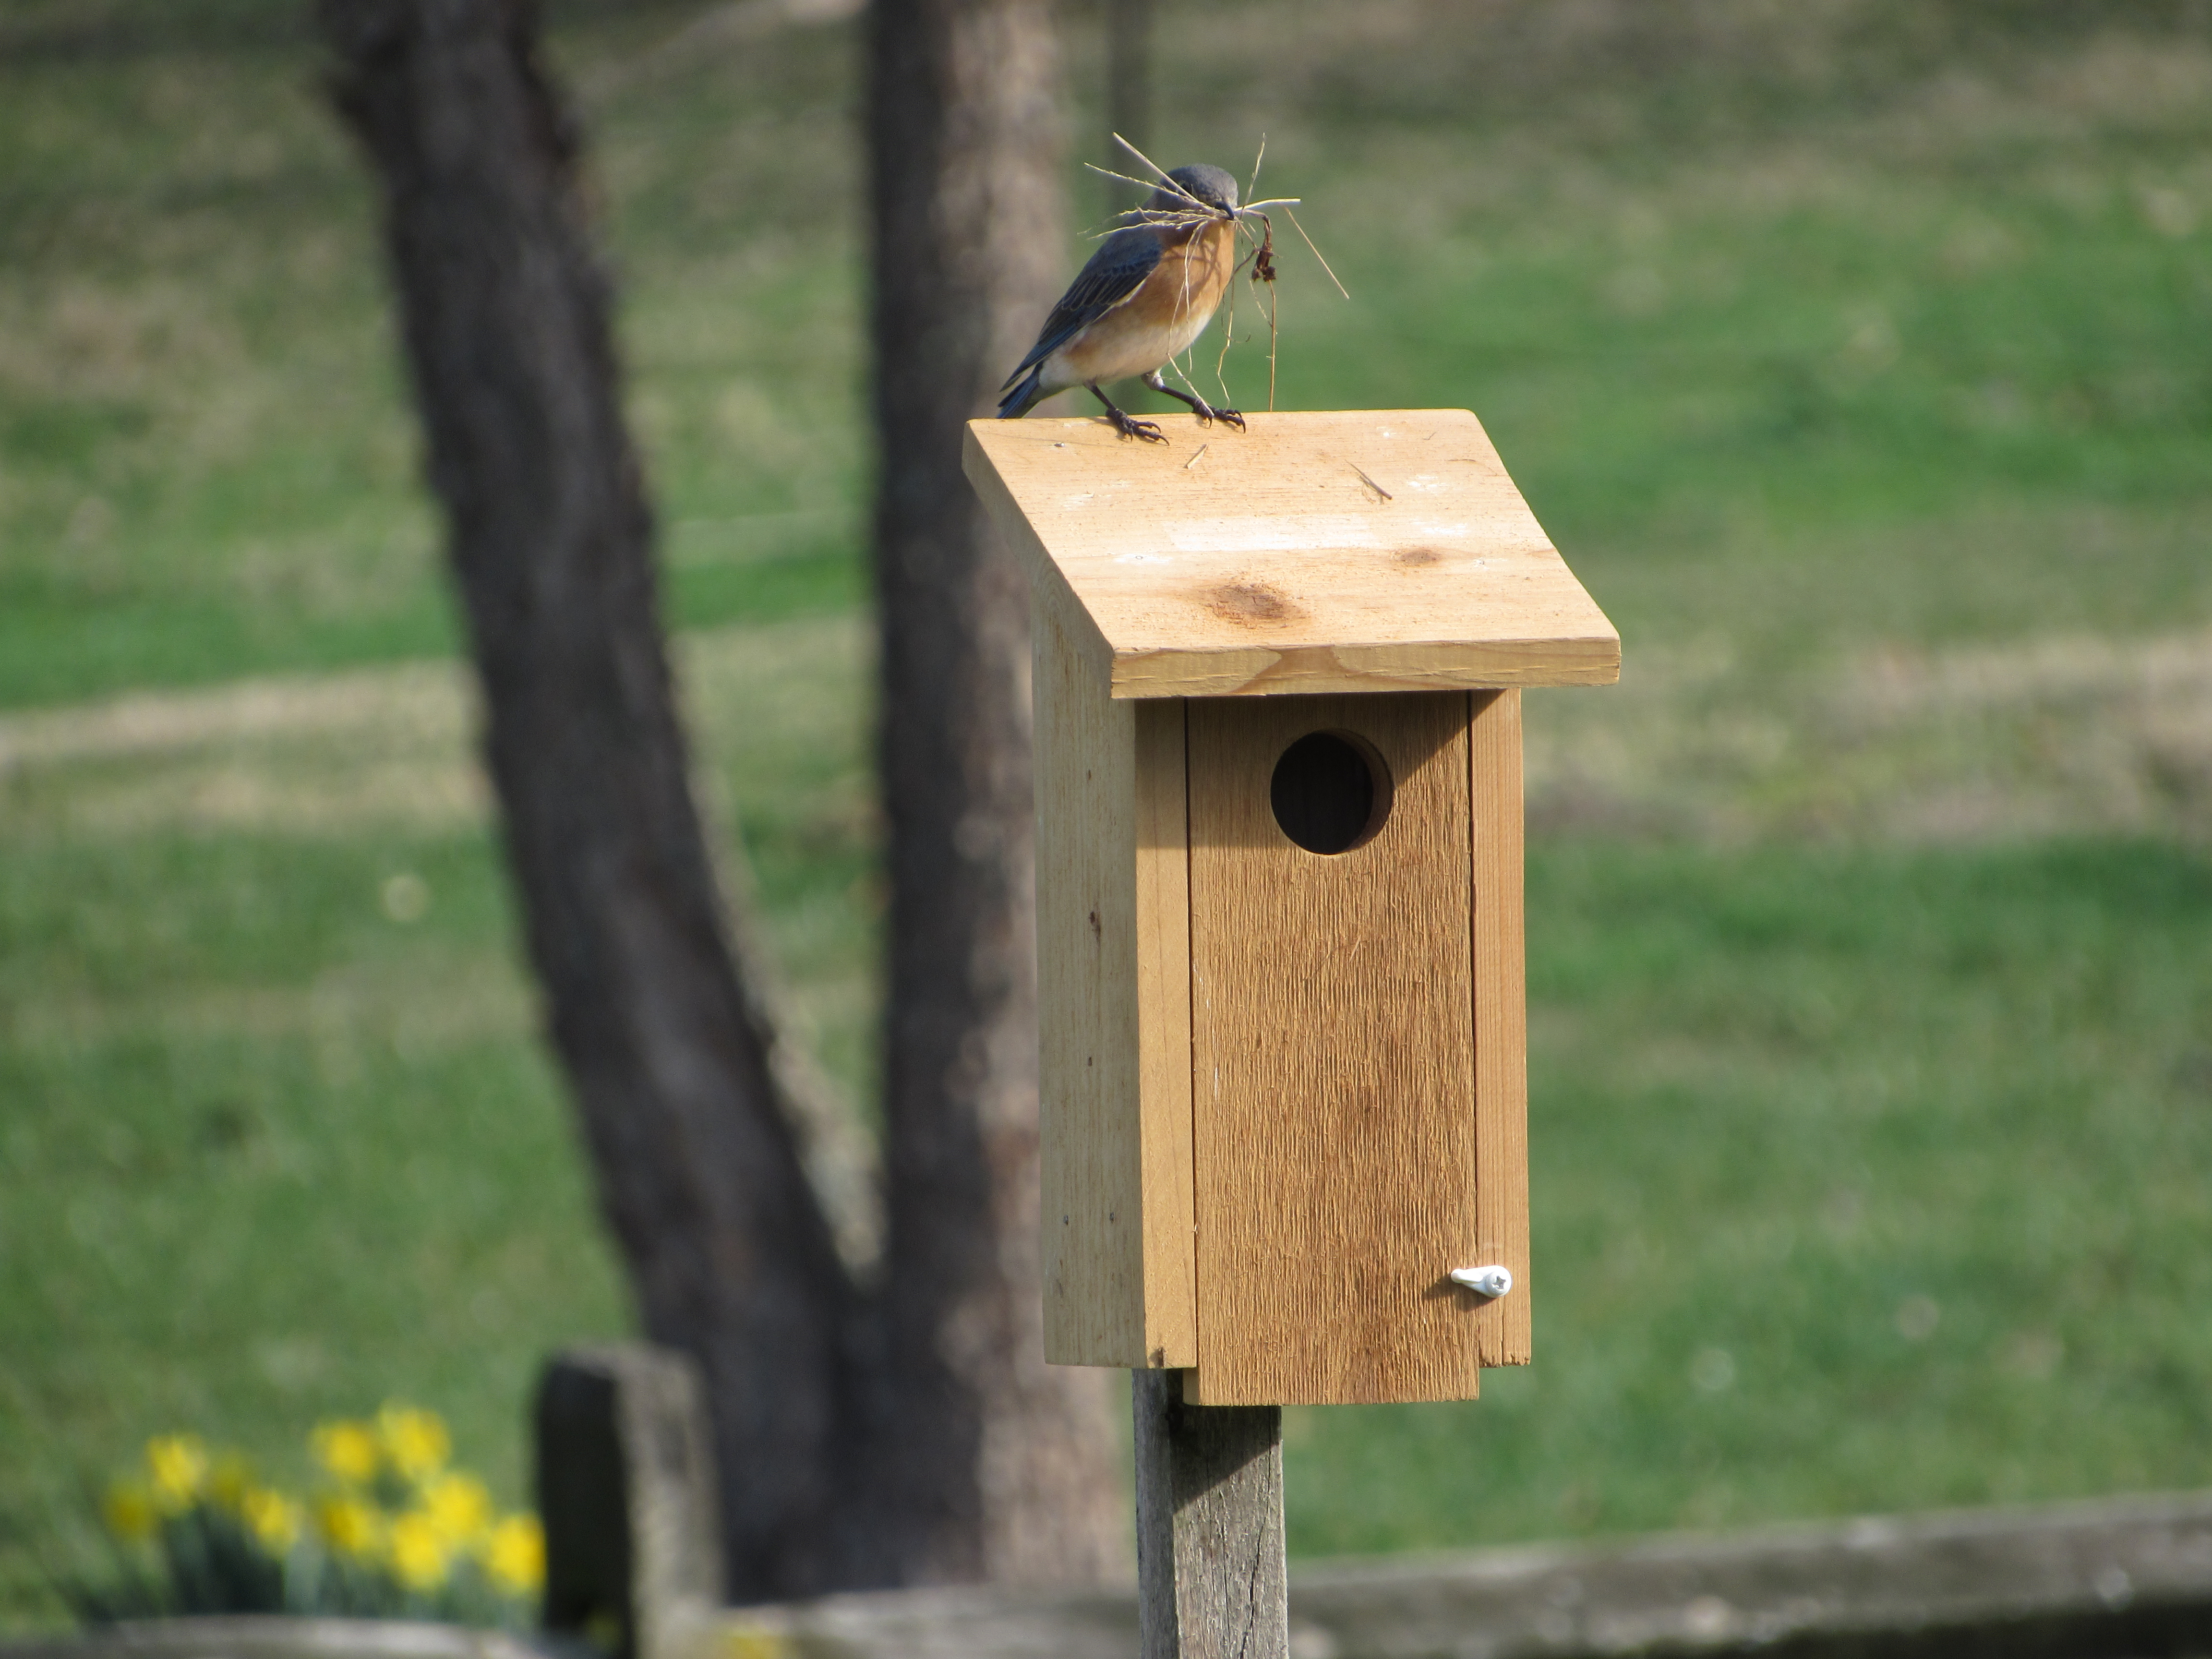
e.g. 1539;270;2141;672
1269;730;1393;854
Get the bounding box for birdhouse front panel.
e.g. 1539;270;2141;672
1184;690;1480;1407
965;410;1607;1407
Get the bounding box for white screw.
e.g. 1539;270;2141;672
1451;1265;1513;1299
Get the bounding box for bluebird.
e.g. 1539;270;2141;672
998;163;1246;444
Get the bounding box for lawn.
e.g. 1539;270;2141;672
2;0;2209;1631
1294;837;2212;1552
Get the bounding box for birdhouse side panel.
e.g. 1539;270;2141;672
1185;691;1482;1406
1034;568;1198;1369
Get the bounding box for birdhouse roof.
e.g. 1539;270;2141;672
965;409;1620;699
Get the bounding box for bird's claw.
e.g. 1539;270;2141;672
1196;403;1246;431
1108;409;1167;444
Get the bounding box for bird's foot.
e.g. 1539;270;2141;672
1106;408;1167;444
1139;372;1247;431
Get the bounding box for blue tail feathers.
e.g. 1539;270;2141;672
998;363;1048;419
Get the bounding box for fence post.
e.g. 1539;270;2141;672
536;1346;722;1659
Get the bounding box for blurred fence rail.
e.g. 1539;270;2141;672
689;1489;2212;1658
17;1348;2212;1658
16;1492;2212;1658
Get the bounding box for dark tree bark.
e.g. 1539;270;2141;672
322;0;1124;1602
866;0;1128;1587
318;0;856;1599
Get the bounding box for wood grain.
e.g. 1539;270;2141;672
1469;690;1531;1367
1132;1370;1288;1659
1032;563;1196;1367
1132;697;1199;1367
964;410;1620;698
1184;692;1482;1406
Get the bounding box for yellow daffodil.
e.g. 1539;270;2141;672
241;1487;302;1553
312;1419;380;1485
387;1510;449;1593
421;1472;493;1548
314;1493;385;1561
103;1481;157;1543
375;1404;450;1482
144;1435;209;1514
207;1453;254;1512
483;1513;544;1597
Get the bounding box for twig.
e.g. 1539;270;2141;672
1265;280;1278;411
1214;266;1238;404
1112;132;1208;210
1284;207;1349;299
1245;216;1278;284
1183;444;1210;470
1083;162;1208;213
1350;463;1392;501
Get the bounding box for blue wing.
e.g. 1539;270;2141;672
999;226;1162;391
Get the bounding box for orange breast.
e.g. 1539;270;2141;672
1127;219;1237;331
1052;219;1240;386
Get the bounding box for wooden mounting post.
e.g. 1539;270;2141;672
1132;1369;1288;1659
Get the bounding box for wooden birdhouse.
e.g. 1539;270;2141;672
964;409;1619;1407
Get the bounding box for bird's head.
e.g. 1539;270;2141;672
1148;164;1240;221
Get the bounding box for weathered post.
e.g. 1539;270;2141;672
965;408;1619;1655
536;1346;723;1659
1132;1372;1286;1659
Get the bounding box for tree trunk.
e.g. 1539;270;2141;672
319;0;858;1600
322;0;1126;1602
866;0;1128;1587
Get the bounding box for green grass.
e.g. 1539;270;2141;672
4;0;2212;1632
0;619;878;1628
0;4;866;708
4;5;2210;707
1288;838;2212;1550
0;827;628;1615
